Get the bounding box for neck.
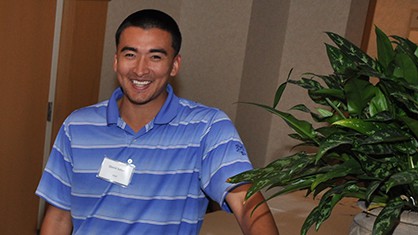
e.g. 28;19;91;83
118;95;166;133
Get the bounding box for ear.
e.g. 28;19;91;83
170;54;181;77
113;53;118;72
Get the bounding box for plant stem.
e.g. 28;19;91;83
409;155;415;169
325;98;346;120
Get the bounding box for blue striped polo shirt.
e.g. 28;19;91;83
36;85;253;234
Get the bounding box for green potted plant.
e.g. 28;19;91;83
228;27;418;235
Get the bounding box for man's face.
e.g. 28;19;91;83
113;26;181;108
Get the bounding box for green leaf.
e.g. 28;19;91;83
227;168;264;183
369;88;389;116
289;77;323;90
361;128;411;144
265;151;308;168
326;31;381;72
315;125;343;138
333;119;385;136
355;155;397;178
375;26;394;70
345;77;377;115
228;152;317;200
249;178;316;217
393;52;418;85
244;102;318;142
326;44;356;74
301;205;321;235
315;133;353;162
412;177;418;201
392;35;418;67
312;73;345;90
391;92;418;115
288;133;308;141
392;140;417;155
366;181;382;202
244;173;284;200
266;178;316;201
372;198;404;235
385;168;418;192
310;88;345;100
354;143;396;155
290;104;311;113
311;158;362;189
316;108;333;118
301;183;357;235
273;69;293;108
399;115;418;139
314;193;343;230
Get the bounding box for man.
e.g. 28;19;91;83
36;9;279;235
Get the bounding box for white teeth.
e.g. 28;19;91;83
132;80;151;86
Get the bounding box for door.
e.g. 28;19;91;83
51;0;109;141
39;0;109;228
0;1;56;234
0;0;109;234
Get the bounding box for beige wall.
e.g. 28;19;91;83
176;1;253;121
99;0;370;167
268;0;372;166
237;0;362;167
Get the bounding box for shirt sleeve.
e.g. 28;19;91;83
200;110;253;213
36;123;73;211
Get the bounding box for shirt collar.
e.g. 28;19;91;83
106;85;179;126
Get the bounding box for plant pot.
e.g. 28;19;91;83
349;202;418;235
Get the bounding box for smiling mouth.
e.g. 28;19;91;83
132;80;151;87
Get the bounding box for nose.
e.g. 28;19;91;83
133;57;150;76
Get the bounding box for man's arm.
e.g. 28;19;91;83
40;203;72;235
226;184;280;235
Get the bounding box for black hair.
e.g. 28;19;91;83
115;9;182;55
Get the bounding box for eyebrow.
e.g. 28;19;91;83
150;49;168;55
121;46;137;53
120;46;168;55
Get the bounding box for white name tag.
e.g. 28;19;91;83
97;157;135;187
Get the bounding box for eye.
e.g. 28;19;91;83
150;54;162;61
124;53;135;59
